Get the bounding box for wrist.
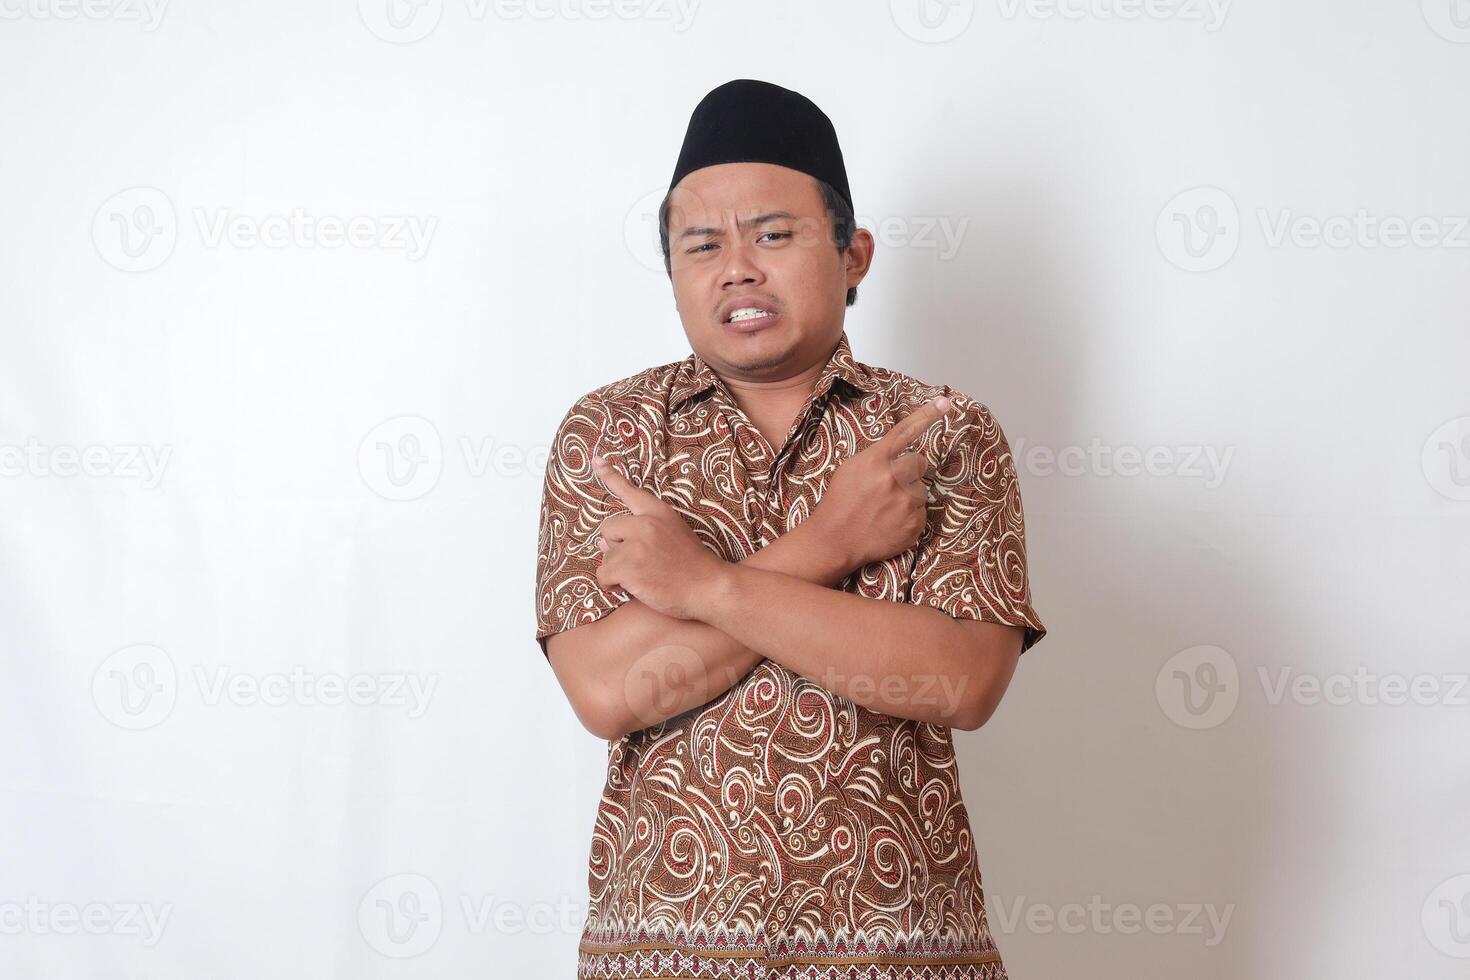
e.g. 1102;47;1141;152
800;511;861;580
691;560;745;626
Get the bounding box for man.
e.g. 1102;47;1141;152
535;79;1046;980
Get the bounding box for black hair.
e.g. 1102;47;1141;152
658;176;859;307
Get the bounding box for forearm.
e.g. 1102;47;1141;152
560;519;857;738
692;564;998;727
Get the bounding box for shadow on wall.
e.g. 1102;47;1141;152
888;166;1284;979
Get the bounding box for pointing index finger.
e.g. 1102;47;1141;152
592;454;659;515
878;396;952;458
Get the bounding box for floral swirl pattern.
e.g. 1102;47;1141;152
535;331;1045;979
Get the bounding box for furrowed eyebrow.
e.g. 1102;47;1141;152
676;211;796;241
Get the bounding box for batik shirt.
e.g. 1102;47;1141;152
535;330;1046;979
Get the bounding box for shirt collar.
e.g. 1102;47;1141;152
668;330;879;411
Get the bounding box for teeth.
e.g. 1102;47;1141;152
728;308;772;322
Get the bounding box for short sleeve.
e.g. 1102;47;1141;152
534;390;635;656
907;394;1047;654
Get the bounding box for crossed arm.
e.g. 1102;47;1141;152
544;513;858;740
544;398;1026;740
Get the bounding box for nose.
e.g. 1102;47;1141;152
721;238;766;289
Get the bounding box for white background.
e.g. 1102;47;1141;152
2;1;1468;977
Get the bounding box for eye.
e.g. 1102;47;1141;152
686;231;789;255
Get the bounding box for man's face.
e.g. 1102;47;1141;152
666;162;872;381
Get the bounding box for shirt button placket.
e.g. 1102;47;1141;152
758;465;783;546
743;483;764;529
743;471;768;548
734;414;786;549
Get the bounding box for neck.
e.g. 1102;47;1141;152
716;360;827;450
719;360;825;405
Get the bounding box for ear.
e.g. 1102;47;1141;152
844;227;876;291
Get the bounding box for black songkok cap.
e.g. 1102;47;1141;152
667;78;853;212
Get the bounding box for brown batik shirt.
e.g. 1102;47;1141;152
535;330;1046;980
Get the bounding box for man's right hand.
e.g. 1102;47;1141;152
808;396;952;571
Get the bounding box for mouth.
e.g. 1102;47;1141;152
720;305;782;334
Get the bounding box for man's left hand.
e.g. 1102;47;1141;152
592;454;729;620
